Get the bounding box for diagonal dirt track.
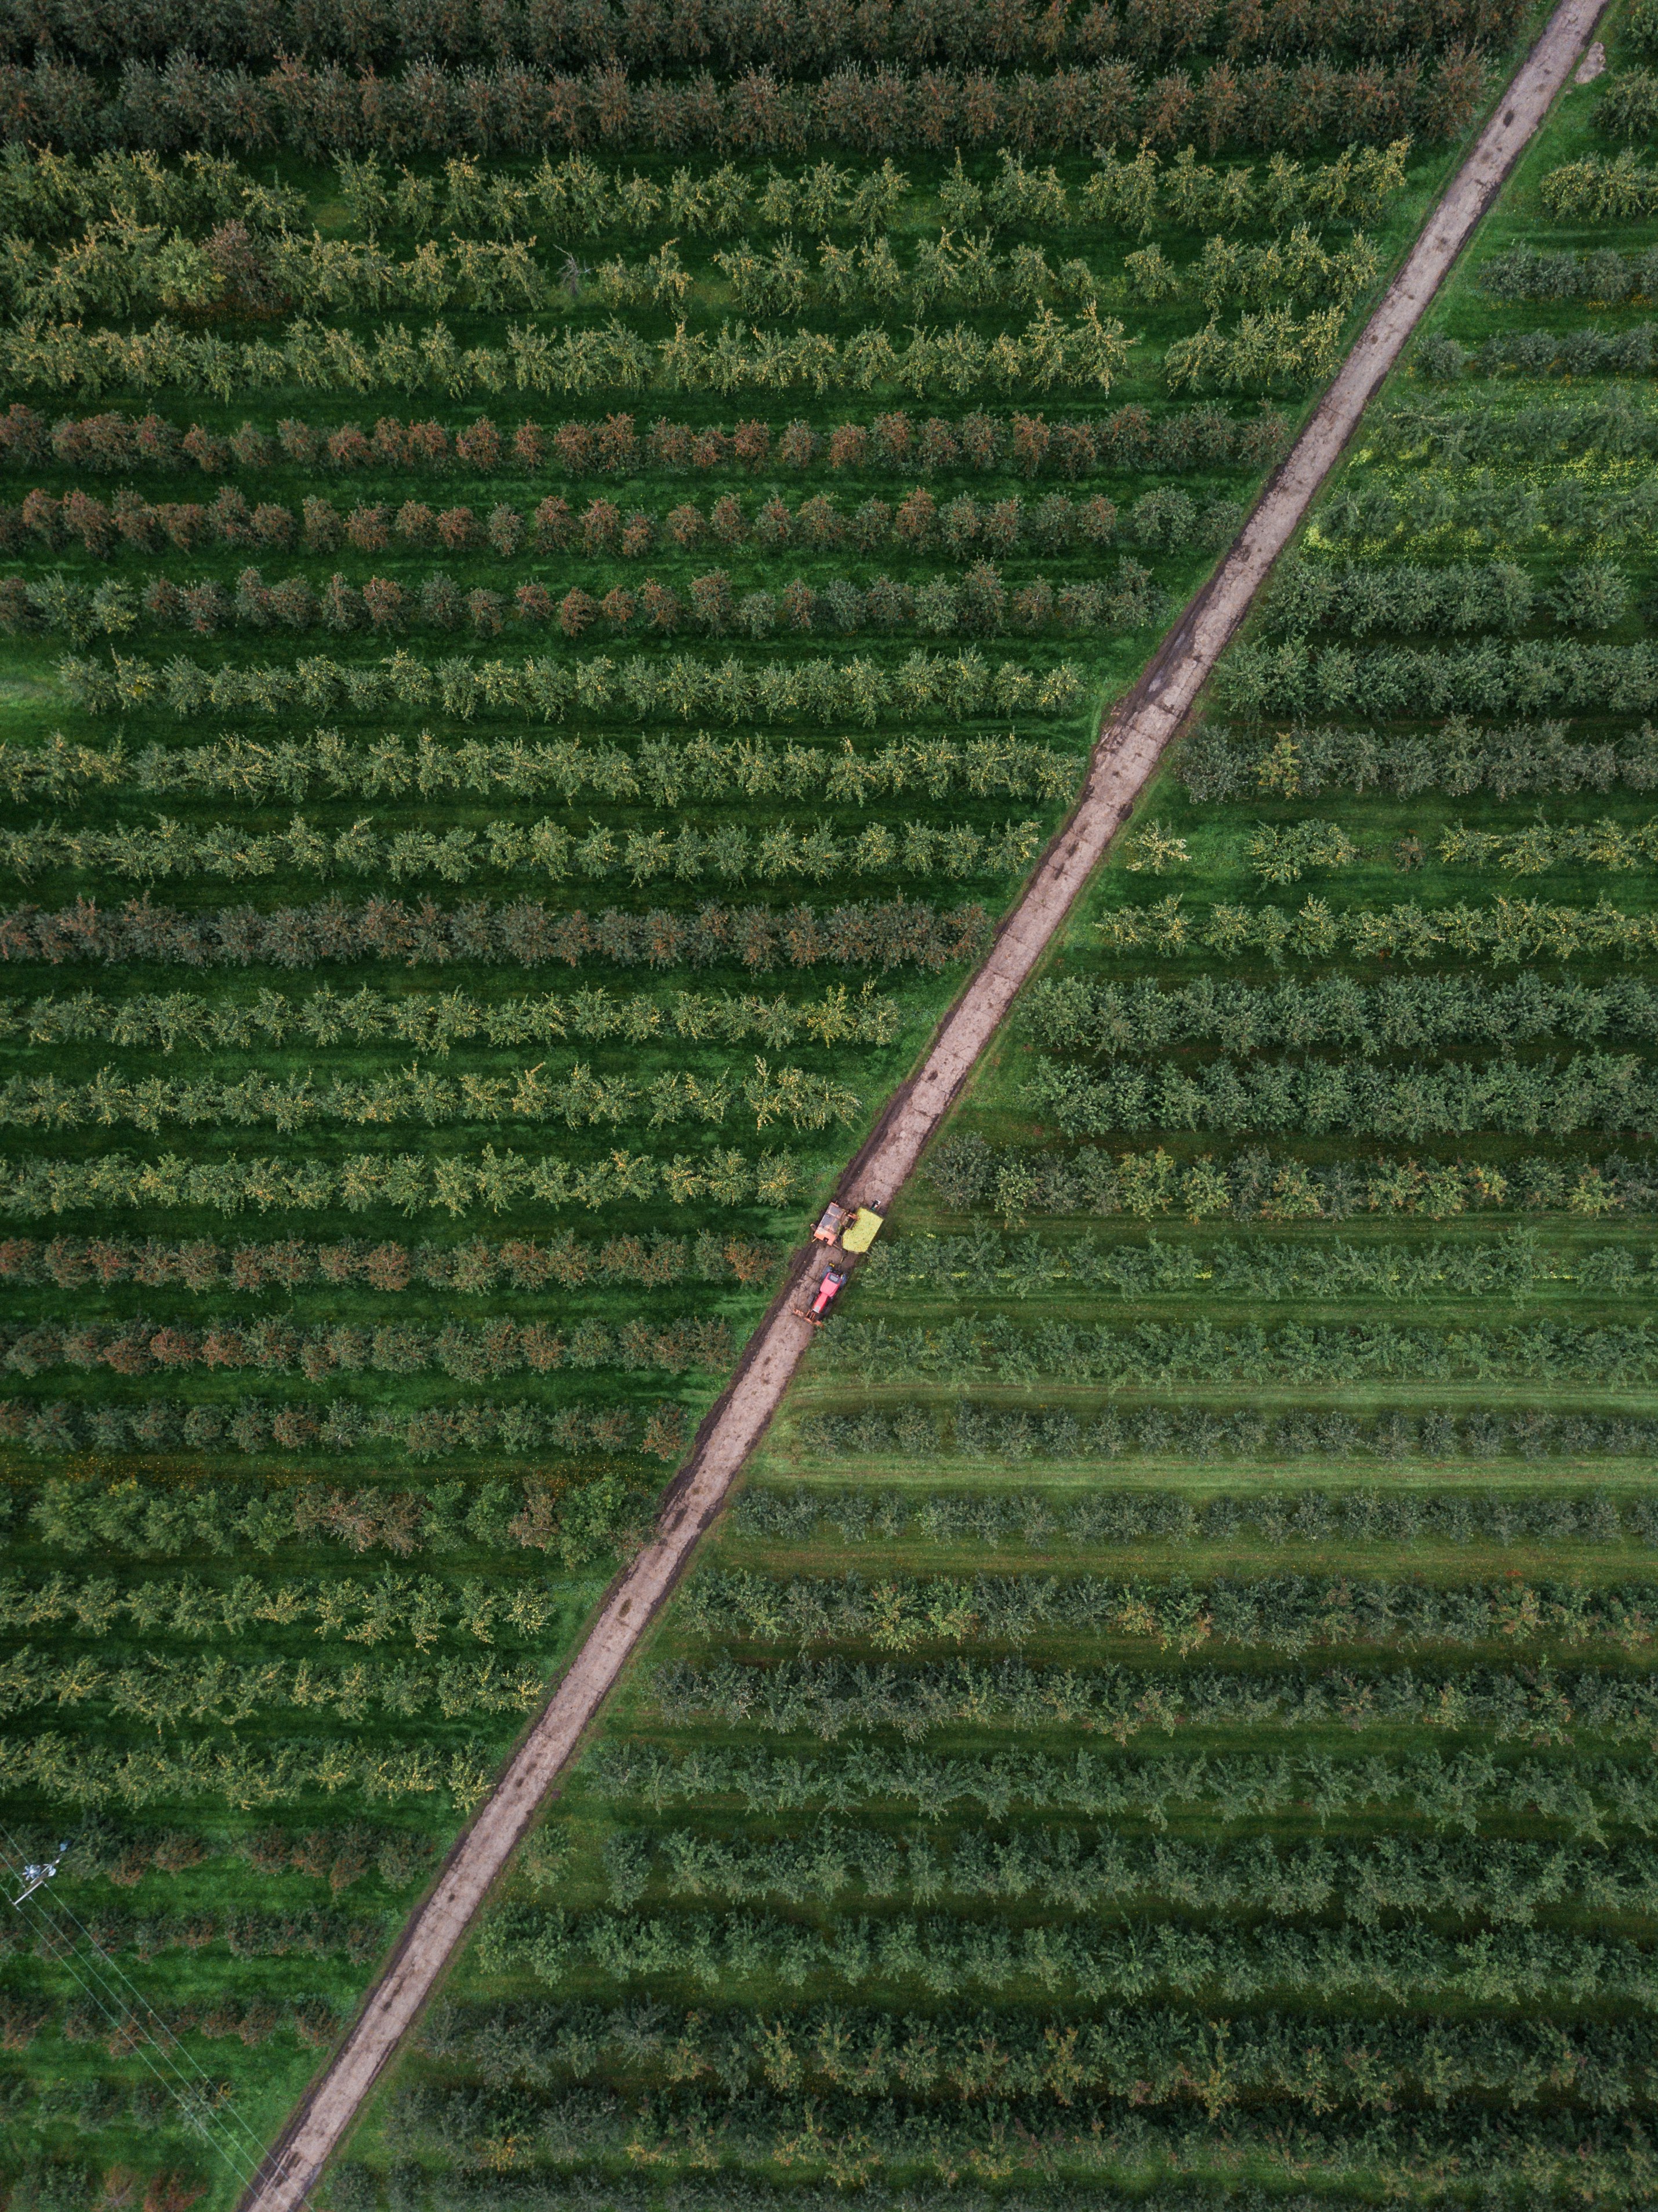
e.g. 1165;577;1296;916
238;5;1607;2202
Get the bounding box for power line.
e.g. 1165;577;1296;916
16;1906;260;2185
0;1827;279;2192
13;1902;260;2176
12;1912;260;2182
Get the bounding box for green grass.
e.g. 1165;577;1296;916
0;0;1587;2200
312;10;1658;2209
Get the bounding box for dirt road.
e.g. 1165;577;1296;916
238;6;1606;2203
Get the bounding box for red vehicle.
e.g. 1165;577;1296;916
794;1266;847;1327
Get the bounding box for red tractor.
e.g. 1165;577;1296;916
794;1265;847;1328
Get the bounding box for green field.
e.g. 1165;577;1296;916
314;8;1658;2211
0;0;1614;2202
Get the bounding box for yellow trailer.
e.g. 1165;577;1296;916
840;1207;884;1254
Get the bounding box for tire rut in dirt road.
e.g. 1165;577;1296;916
237;3;1608;2201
